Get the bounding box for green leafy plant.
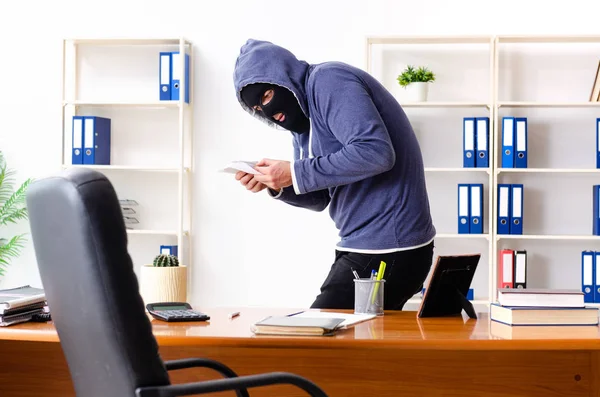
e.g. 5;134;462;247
397;65;436;88
0;151;32;277
152;254;179;267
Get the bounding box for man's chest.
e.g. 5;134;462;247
296;123;343;159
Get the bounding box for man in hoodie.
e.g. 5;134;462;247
233;39;436;310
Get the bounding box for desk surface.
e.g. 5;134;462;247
1;307;600;350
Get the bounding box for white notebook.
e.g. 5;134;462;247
220;160;261;175
289;310;376;328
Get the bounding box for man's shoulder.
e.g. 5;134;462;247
308;61;366;85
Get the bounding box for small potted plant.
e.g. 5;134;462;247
396;65;435;102
139;254;187;305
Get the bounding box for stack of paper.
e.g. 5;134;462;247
290;311;376;328
220;161;262;175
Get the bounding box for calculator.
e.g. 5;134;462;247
146;302;210;322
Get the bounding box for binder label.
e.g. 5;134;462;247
499;187;509;217
513;186;522;218
160;55;170;86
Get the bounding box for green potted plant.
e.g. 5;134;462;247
0;151;32;278
139;253;187;305
397;65;436;102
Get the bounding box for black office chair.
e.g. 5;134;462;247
26;167;328;397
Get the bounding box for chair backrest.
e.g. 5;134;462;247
26;168;170;397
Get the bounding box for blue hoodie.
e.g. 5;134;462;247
233;39;436;252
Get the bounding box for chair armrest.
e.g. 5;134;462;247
135;371;328;397
163;358;249;397
164;358;240;374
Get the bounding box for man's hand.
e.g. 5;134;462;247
253;158;293;190
235;171;268;193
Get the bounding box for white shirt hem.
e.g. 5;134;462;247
335;237;434;254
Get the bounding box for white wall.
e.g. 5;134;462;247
2;0;600;309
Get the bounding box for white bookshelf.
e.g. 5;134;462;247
366;35;496;306
367;34;600;307
60;37;194;287
492;34;600;299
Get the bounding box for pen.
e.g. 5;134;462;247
228;311;240;319
351;268;360;280
371;261;387;304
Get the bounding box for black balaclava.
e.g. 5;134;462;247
241;83;310;134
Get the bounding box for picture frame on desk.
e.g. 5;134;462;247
418;254;481;319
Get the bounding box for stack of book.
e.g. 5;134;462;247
0;285;46;326
490;288;599;327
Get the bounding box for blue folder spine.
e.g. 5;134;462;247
510;184;523;235
469;183;484;234
170;52;190;104
458;183;470;234
463;117;475;168
501;117;515;168
597;118;600;169
72;116;84;165
515;117;528;168
582;250;595;303
159;52;172;101
160;245;178;257
82;116;111;165
497;184;512;235
594;185;600;236
475;117;489;168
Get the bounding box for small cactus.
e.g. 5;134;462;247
152;254;179;267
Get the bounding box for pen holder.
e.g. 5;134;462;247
354;279;385;316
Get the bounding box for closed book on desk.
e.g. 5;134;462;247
490;304;599;326
252;316;345;336
490;320;600;339
497;288;584;308
0;307;45;327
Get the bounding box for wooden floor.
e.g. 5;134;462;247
1;307;600;396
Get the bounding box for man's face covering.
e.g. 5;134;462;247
241;83;310;134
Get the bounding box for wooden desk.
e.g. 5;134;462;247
1;307;600;396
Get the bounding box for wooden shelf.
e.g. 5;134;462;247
66;37;192;46
62;164;188;173
367;36;493;45
126;229;188;236
497;235;600;241
498;101;600;108
425;167;490;173
497;35;600;44
436;233;490;240
63;100;183;108
400;102;490;108
498;168;600;174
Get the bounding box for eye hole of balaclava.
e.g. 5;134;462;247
240;83;309;134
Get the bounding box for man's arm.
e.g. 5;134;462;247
291;66;396;195
267;186;330;212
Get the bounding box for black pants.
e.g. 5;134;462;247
310;241;434;310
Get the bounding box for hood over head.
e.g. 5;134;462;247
233;39;310;132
